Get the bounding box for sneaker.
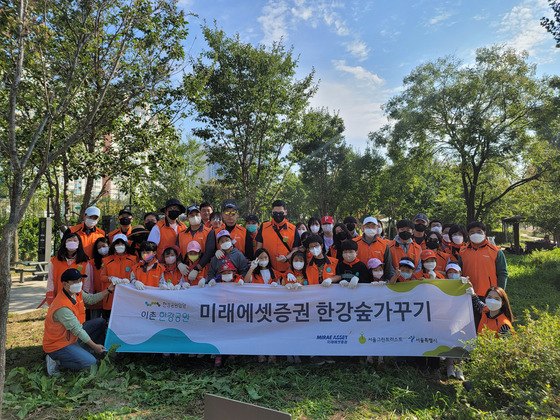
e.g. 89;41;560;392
312;356;326;366
377;356;384;366
46;355;60;377
365;356;374;364
286;356;294;363
447;365;456;378
455;367;465;381
268;355;276;364
324;356;335;364
293;355;301;364
258;355;266;363
214;356;222;368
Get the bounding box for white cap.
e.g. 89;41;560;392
445;263;461;272
363;216;378;225
112;233;128;243
84;206;101;217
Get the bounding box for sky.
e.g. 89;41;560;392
177;0;559;152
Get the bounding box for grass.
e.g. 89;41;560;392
3;249;560;420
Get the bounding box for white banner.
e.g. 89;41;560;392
105;280;475;357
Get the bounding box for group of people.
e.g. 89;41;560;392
43;198;514;376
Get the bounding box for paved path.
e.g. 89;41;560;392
8;275;47;314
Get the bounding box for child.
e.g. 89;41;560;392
367;258;386;284
160;245;186;290
282;251;307;288
130;241;166;289
213;260;244;284
183;241;208;287
207;230;249;281
304;235;340;286
414;250;445;280
445;262;462;279
88;237;110;319
389;257;416;283
245;248;280;285
336;240;370;288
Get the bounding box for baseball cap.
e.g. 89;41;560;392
363;216;378;225
216;230;231;241
367;258;382;269
61;268;87;283
413;213;429;223
245;214;259;223
420;250;436;260
84;206;101;217
222;202;238;212
220;261;236;272
321;215;334;224
445;263;461;272
118;208;133;216
187;205;200;214
112;233;128;244
186;241;201;253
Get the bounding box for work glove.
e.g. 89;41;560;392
198;278;206;288
250;259;259;270
181;282;190;289
348;276;359;289
237;279;244;286
321;278;332;287
276;255;287;262
109;276;120;285
208;279;216;287
270;281;278;287
177;263;189;276
465;287;475;296
461;276;470;284
339;280;349;287
285;282;294;290
134;281;145;290
215;250;225;260
293;282;303;290
427;271;436;279
286;273;297;283
159;282;170;290
188;269;198;282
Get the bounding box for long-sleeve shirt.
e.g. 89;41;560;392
52;291;104;343
207;248;249;280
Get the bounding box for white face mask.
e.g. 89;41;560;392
165;256;176;265
310;225;320;233
443;234;450;243
377;227;383;236
372;270;384;279
452;235;463;245
293;261;305;271
298;229;307;236
115;245;126;254
431;226;442;233
364;228;376;237
343;253;356;263
310;246;322;257
222;273;233;282
66;241;79;251
322;224;333;233
423;261;437;271
98;246;109;256
486;298;502;312
470;233;486;244
220;241;232;251
258;259;269;267
69;282;82;294
85;218;98;228
189;216;202;226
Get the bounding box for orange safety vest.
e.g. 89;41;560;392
280;269;307;285
46;257;89;305
163;265;184;286
251;268;280;284
459;240;500;296
478;309;513;337
101;254;137;310
131;261;166;288
435;250;450;274
155;218;187;261
305;256;338;285
69;223;106;260
226;224;247;256
178;224;212;259
445;242;464;262
43;290;86;353
260;221;297;272
87;264;104;310
213;222;226;236
413;270;445;280
354;236;388;265
183;258;208;286
249;232;258;257
108;225;133;244
389;240;422;271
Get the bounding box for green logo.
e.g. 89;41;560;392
359;333;366;344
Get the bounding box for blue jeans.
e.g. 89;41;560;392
48;318;107;371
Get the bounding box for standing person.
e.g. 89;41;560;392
412;213;429;248
305;235;340;286
320;216;335;251
413;250;445;279
255;200;301;273
441;223;454;252
208;230;249;281
200;202;214;228
128;225;149;260
46;231;92;305
181;241;208;286
143;212;159;232
389;220;422;273
446;224;467;262
354;217;392;281
429;219;443;235
88;237;110;320
424;231;450;275
343;216;360;239
209;211;225;234
177;205;216;282
307;217;322;235
295;222;307;238
377;220;385;239
43;268;114;376
328;223;351;261
147;198;187;262
69;206;106;260
130;241;166;289
281;251;308;287
336;240;370;287
160;245;185;290
245;248;281;285
108;208;134;243
245;214;260;258
221;202;253;259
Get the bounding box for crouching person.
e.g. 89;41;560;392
43;268;115;376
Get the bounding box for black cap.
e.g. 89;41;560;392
341;239;358;251
61;268;87;283
397;219;414;230
222;202;238;212
118;208;133;216
187;205;200;214
343;216;358;225
245;214;259;223
160;198;186;214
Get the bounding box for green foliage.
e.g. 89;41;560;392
17;215;39;261
541;0;560;48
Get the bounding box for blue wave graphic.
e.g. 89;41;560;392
105;328;220;354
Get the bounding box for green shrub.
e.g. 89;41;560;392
17;215;39;261
464;308;560;417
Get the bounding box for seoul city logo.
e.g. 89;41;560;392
145;301;161;307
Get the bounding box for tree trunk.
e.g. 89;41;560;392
0;223;17;419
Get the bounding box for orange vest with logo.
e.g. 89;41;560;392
251;268;280;284
178;225;212;259
184;258;208;286
132;261;166;287
260;221;297;272
69;223;106;260
108;225;132;244
389;240;422;271
46;257;89;305
227;224;247;256
101;254;137;309
155;218;187;261
163;265;184;286
413;270;445;280
354;236;388;265
43;290;86;353
459;240;499;296
305;256;338;285
478;309;513;337
435;250;450;274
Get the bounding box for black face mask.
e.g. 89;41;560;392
145;221;156;231
345;223;355;232
272;212;285;223
414;223;427;232
335;231;348;242
398;231;413;241
167;210;181;221
425;239;439;250
120;217;132;226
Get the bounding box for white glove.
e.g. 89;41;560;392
427;271;436;279
465;287;475;296
188;269;198;282
339;280;349;287
181;282;190;289
321;278;332;287
109;276;120;285
250;259;259;269
349;276;359;289
177;263;189;276
286;273;297;283
159;282;170;290
285;282;294;290
377;280;387;285
134;281;145;290
198;278;206;288
237;279;244;286
270;281;278;287
293;282;303;290
208;279;216;287
120;278;130;285
215;250;225;259
276;255;287;262
461;276;469;284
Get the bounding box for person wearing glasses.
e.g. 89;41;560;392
217;202;254;260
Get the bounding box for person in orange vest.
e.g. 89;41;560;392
343;216;360;239
143;212;159;232
159;245;186;290
429;219;443;236
177;205;216;282
281;250;307;288
130;241;166;289
413;250;445;279
354;217;392;281
328;223;352;261
424;230;450;275
255;199;301;273
304;235;340;286
127;225;149;260
245;214;260;258
209;211;225;233
68;206;106;260
108;208;134;243
181;241;208;287
467;285;514;337
336;240;370;287
245;248;281;285
307;217;321;235
147;198;187;262
412;213;429;249
46;231;92;305
441;223;453;252
43;268;114;376
445;224;467;262
200;201;214;228
389;219;422;273
87;237;110;320
220;202;253;259
389;257;416;283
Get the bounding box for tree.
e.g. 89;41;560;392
0;0;190;412
184;26;317;214
373;45;553;224
541;0;560;47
